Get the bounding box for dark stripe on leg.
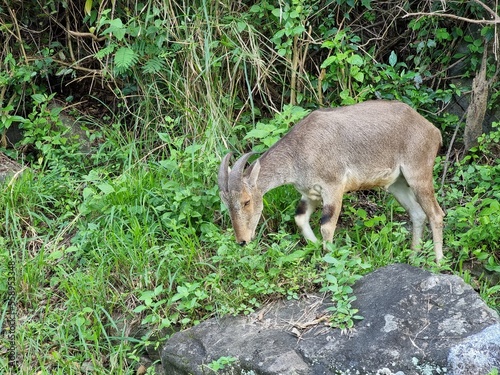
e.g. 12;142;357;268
320;204;335;225
295;200;308;216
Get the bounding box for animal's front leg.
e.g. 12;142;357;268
295;196;320;242
319;191;343;249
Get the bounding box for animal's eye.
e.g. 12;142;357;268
243;200;251;207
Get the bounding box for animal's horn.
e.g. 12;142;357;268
228;152;255;187
218;152;233;193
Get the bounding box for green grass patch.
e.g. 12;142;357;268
2;134;498;373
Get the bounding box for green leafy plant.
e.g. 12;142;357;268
19;93;84;171
243;104;310;151
320;30;372;105
319;243;371;329
250;0;310;58
0;103;26;147
207;356;238;372
447;126;500;262
0;52;50;148
134;285;174;331
440;123;500;310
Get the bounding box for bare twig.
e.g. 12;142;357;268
51;58;104;75
440;112;466;197
66;30;107;43
402;11;500;25
401;0;500;25
3;0;28;64
472;0;500;20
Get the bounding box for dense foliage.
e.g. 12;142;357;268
1;0;499;373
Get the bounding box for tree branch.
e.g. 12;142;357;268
401;0;500;25
402;11;500;25
66;30;107;43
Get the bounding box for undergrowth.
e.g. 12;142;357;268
1;116;499;373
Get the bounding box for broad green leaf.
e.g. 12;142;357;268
154;284;164;295
236;21;246;33
323;254;337;264
185;144;202;154
321;55;337;69
292;25;306;35
278;48;287;56
133;305;147;313
361;0;372;9
271;8;282;18
75;316;86;327
84;0;92;15
347;54;364;66
351;66;364;82
31;93;46;104
389;51;397;67
244;123;276;140
97;182;115;195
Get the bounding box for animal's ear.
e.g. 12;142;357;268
247;159;261;188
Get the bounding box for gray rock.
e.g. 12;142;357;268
0;152;23;182
161;264;500;375
449;324;500;375
5;123;23;147
48;102;93;154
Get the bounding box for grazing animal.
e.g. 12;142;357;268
218;100;445;262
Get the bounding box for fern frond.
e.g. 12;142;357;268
142;57;165;75
95;43;116;59
114;47;139;74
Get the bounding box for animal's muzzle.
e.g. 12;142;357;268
238;241;247;246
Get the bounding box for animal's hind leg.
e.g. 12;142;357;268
413;181;444;263
388;175;427;251
295;196;320;242
400;168;445;263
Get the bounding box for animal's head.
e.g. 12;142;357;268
218;152;263;245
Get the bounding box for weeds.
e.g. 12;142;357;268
2;119;499;373
0;116;499;374
3;125;498;373
320;243;370;329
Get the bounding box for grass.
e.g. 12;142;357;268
1;131;498;374
1;94;499;373
0;142;317;373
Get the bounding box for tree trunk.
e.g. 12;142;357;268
464;43;489;151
